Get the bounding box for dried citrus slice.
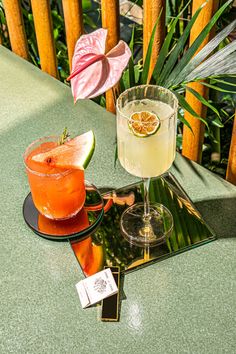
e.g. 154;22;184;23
128;111;160;137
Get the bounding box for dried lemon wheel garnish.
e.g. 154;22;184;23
128;111;161;137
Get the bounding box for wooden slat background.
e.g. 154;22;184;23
62;0;83;71
31;0;58;79
3;0;29;60
101;0;120;113
226;113;236;184
182;0;219;163
143;0;165;82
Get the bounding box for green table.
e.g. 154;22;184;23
0;46;235;354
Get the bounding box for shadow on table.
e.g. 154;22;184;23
196;197;236;239
173;157;205;182
174;156;235;192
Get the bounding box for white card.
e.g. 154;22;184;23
75;268;118;308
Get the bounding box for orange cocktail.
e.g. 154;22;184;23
24;136;86;220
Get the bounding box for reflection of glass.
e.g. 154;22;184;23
71;236;104;277
24;136;86;220
23;182;104;240
38;207;89;235
116;85;178;246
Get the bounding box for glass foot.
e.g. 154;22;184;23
120;202;173;247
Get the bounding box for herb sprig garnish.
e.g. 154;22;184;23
59;127;70;145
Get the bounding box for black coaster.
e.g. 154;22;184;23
23;183;104;241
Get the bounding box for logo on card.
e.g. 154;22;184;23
94;277;107;294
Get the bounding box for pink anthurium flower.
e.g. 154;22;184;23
67;28;132;101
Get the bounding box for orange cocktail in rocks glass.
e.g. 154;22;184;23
24;131;95;220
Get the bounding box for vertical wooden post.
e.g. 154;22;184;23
31;0;58;78
226;112;236;185
182;0;219;163
101;0;120;113
3;0;29;59
143;0;165;82
62;0;83;71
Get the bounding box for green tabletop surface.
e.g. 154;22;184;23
0;46;236;354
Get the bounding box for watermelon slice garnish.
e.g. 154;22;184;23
32;130;95;169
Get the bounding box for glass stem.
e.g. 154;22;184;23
143;178;150;219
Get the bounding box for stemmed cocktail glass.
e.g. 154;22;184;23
116;85;178;247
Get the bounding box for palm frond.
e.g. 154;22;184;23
172;19;236;85
158;1;205;85
185;86;221;118
198;81;236;93
164;0;234;88
153;0;192;82
185;49;236;82
174;92;209;128
211;77;236;87
178;112;193;133
128;26;135;87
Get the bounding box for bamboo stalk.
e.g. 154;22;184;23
3;0;29;59
101;0;120;113
182;0;219;163
31;0;58;78
226;112;236;185
62;0;83;71
143;0;165;82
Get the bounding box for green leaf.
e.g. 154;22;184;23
28;13;34;22
141;9;163;84
174;18;236;84
165;0;234;88
128;25;135;88
128;58;135;88
129;24;135;57
119;76;125;93
184;41;236;82
185;85;221;118
211;116;224;128
153;0;192;83
199;81;236;93
121;69;128;90
174;92;209;128
53;28;59;40
83;13;96;29
159;2;205;86
82;0;92;11
211;77;236;87
121;63;141;90
134;64;141;84
178;112;193;133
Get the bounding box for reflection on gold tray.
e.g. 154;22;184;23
70;173;216;277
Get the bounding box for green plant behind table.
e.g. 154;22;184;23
121;0;236;133
118;0;236;178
